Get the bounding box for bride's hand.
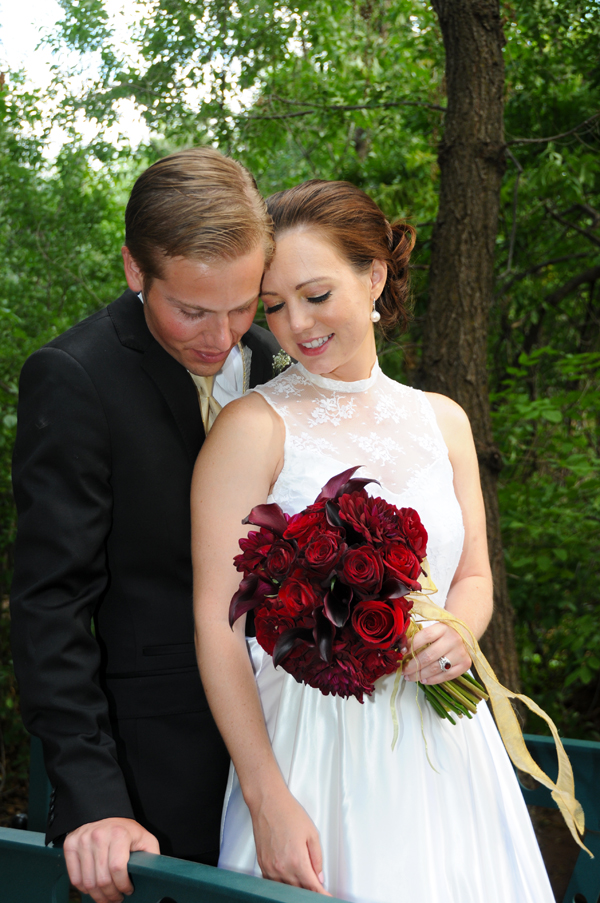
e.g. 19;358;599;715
248;785;331;895
402;621;471;685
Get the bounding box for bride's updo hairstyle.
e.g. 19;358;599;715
266;180;416;335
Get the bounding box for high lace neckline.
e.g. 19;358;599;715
295;359;380;394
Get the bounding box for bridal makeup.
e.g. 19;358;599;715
261;228;386;383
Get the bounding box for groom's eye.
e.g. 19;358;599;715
306;291;331;304
181;310;205;319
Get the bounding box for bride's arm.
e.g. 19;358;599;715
402;393;494;685
192;393;328;894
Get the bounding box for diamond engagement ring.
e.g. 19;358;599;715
438;656;452;672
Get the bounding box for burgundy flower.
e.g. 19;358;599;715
303;532;345;575
399;508;428;560
353;644;402;684
383;544;422;590
338;492;404;546
234;528;275;576
265;540;297;582
278;570;321;615
255;603;298;656
351;600;404;649
338;546;384;596
284;500;336;547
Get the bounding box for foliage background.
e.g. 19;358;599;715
1;0;599;809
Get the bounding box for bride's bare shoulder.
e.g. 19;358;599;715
423;392;474;456
206;389;285;448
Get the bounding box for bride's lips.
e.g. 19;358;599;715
297;334;334;356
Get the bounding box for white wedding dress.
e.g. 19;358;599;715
219;361;554;903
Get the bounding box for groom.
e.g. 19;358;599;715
10;147;279;902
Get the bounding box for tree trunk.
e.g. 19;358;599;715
424;0;520;689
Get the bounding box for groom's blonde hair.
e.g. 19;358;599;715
125;147;274;290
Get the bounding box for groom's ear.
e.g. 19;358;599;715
370;259;387;300
122;246;145;293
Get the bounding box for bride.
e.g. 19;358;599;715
191;180;554;902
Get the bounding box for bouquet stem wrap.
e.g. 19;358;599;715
410;595;591;857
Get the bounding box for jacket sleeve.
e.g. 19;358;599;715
10;346;135;842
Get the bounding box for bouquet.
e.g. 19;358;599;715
230;466;488;721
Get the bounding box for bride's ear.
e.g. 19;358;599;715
370;259;387;301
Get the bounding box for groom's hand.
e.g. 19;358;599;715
63;817;160;903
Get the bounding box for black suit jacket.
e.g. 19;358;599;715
10;290;280;858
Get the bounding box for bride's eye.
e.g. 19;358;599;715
306;291;331;304
263;300;284;315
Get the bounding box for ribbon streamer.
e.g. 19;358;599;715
408;594;591;857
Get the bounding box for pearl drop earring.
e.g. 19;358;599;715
370;299;381;323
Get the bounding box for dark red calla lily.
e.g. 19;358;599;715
242;503;289;536
229;575;273;628
273;626;315;668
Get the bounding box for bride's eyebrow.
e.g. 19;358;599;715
261;277;327;296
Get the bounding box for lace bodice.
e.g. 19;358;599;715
253;361;464;606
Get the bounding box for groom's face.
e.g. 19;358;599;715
122;247;265;375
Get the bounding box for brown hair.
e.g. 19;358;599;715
266;180;416;335
125;147;274;290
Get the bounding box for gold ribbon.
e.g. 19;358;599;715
406;591;591;856
190;374;222;434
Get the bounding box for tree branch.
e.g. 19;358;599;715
522;265;600;354
494;252;595;300
544;265;600;308
244;98;446;121
501;148;523;276
506;111;600;146
544;205;600;248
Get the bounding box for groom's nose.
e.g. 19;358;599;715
201;314;234;351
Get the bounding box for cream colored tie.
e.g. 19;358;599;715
190;374;222;434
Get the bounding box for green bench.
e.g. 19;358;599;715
515;734;600;903
1;734;599;903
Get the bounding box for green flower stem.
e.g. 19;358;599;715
440;681;479;714
416;671;489;724
434;684;472;718
423;682;470;719
456;673;489;700
420;684;449;718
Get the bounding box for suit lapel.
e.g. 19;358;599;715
109;290;204;463
243;324;280;388
141;343;204;463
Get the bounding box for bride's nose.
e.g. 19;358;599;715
288;300;316;335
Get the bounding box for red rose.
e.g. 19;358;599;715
399;508;428;560
265;540;297;582
383;544;421;590
234;528;275;576
303;533;345;575
351;600;403;649
338;492;404;546
278;570;321;615
338;546;383;596
284;500;334;547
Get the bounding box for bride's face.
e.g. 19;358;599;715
261;228;386;382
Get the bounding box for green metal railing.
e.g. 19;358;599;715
1;734;599;903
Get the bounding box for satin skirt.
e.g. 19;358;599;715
219;639;554;903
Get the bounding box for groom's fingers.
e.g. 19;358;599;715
64;817;159;903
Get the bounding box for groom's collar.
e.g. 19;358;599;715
108;289;155;353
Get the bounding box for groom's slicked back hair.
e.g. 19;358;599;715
125;146;274;289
